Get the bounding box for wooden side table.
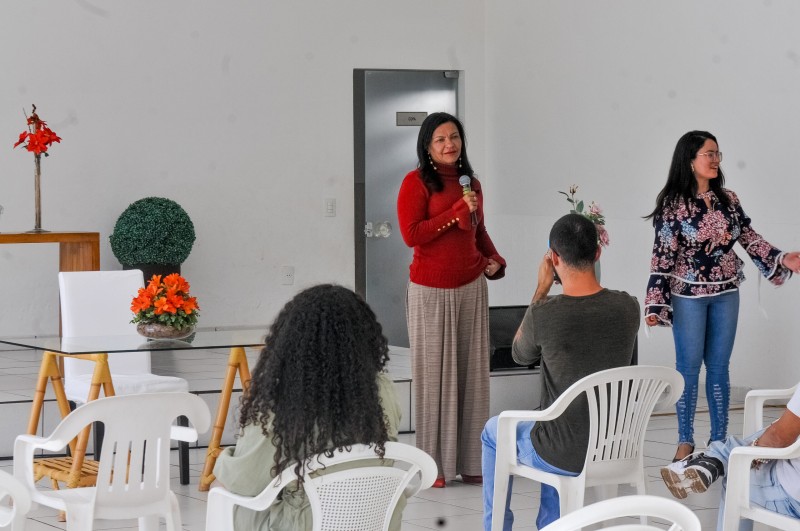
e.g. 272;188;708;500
0;231;100;271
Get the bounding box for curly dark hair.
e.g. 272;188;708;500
238;284;391;483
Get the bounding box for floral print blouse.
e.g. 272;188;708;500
644;189;790;325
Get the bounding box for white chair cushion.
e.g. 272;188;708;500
66;374;189;404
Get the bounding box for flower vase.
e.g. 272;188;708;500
137;322;195;340
28;154;47;233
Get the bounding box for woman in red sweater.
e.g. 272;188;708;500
397;112;506;487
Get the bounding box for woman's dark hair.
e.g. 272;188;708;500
239;284;391;483
416;112;474;193
549;213;598;271
645;130;730;223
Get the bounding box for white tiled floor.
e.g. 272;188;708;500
0;343;780;530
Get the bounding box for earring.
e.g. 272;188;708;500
458;157;462;168
691;164;695;173
428;154;437;171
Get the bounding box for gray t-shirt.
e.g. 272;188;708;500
512;288;640;472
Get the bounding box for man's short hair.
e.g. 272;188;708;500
549;213;598;270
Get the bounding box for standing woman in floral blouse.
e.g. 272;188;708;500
644;130;800;463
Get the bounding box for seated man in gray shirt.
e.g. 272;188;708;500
481;213;640;531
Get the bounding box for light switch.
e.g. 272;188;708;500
325;198;336;217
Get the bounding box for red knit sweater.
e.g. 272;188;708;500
397;165;506;288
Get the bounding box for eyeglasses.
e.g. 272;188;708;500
696;151;723;161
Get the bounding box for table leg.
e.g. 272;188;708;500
66;353;113;488
199;346;251;491
59;240;100;271
178;415;189;485
28;352;75;451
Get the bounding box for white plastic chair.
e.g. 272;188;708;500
14;392;211;531
491;365;684;531
720;384;800;531
58;270;189;403
540;494;701;531
206;441;437;531
0;469;31;531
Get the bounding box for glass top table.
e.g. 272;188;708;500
0;328;265;491
0;328;265;354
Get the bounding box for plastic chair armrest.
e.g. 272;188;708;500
14;433;66;453
726;438;800;522
208;483;283;512
743;384;798;436
729;438;800;464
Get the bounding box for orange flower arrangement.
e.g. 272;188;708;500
131;273;199;330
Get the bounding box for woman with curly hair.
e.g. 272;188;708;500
213;284;403;530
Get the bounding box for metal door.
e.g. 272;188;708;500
354;69;460;347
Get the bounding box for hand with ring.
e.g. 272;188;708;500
484;259;500;277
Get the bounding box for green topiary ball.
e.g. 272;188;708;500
109;197;196;266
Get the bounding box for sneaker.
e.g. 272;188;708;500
660;453;724;499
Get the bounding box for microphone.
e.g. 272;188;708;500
459;175;478;227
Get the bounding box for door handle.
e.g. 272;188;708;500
364;221;392;238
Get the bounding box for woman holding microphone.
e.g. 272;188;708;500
397;112;506;487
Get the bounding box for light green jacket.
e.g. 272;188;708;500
213;372;403;531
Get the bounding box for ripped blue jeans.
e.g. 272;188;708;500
671;291;739;446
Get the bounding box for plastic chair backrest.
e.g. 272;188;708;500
539;495;701;531
25;392;209;520
206;442;437;531
578;365;684;480
0;469;31;531
491;365;684;531
58;270;151;376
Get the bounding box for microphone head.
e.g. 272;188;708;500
459;175;471;187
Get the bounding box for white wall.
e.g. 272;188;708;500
0;1;486;333
484;0;800;389
2;0;797;391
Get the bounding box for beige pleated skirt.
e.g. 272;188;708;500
406;275;490;480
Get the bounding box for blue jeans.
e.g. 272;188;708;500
481;416;578;530
672;291;739;446
705;433;800;530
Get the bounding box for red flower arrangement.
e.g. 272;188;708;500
13;104;62;156
12;104;62;232
131;273;200;330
